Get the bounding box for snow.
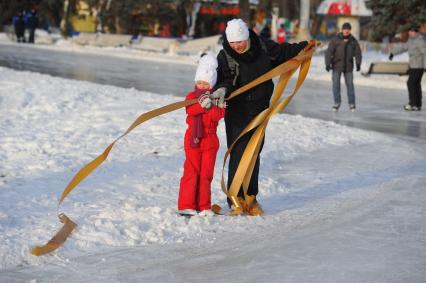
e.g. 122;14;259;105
1;36;426;282
0;32;198;66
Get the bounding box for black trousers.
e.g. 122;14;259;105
225;120;264;206
28;28;36;43
407;68;424;108
14;29;25;43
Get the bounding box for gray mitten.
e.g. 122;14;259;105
209;87;226;100
198;94;212;109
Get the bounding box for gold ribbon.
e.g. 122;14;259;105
31;214;76;256
31;41;318;256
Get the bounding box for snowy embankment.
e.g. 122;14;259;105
0;32;412;91
1;65;425;276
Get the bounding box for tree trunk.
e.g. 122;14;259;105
60;0;70;37
296;0;310;40
239;0;250;25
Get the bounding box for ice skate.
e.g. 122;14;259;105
176;209;197;217
244;195;264;216
198;209;215;216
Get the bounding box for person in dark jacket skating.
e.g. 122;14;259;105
325;22;362;112
12;11;26;43
210;18;308;216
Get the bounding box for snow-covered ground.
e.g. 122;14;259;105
1;34;426;282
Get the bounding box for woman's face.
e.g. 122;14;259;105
229;40;249;54
196;80;211;90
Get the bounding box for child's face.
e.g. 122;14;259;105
196;80;211;90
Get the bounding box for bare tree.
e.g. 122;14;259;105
60;0;70;36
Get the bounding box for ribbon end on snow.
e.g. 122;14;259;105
31;213;77;256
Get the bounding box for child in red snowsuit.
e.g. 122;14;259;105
178;54;225;216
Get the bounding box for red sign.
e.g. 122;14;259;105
328;3;351;15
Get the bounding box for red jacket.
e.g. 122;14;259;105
184;91;225;150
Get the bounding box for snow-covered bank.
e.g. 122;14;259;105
0;32;198;66
0;32;414;91
1;66;426;282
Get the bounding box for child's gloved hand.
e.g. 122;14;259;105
198;94;212;109
209;87;226;100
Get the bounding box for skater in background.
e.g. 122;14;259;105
177;53;226;216
277;24;287;44
325;22;362;112
389;24;426;111
12;11;26;43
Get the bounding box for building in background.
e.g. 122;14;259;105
70;0;259;39
186;0;259;38
316;0;372;40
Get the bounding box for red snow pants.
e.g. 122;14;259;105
178;143;218;211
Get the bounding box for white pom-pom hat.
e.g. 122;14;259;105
225;18;249;42
194;53;218;87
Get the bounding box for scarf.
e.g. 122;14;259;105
190;86;210;148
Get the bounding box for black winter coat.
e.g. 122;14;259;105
216;29;308;127
325;33;362;73
13;15;25;34
27;13;39;29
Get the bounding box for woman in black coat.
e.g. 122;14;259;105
210;19;308;215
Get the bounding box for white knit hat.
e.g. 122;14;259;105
194;53;218;87
225;19;249;42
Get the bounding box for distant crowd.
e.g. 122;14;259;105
12;8;39;43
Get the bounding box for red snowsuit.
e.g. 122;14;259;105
178;89;225;211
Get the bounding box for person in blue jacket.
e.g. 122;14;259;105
12;11;26;43
25;8;39;43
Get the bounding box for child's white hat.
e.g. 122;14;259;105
225;19;249;42
194;53;218;87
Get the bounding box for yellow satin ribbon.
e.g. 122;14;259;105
31;40;318;256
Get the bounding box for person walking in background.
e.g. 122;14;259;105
25;8;39;43
177;53;226;217
12;11;26;43
277;24;287;44
389;24;426;111
212;18;308;216
325;22;362;112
